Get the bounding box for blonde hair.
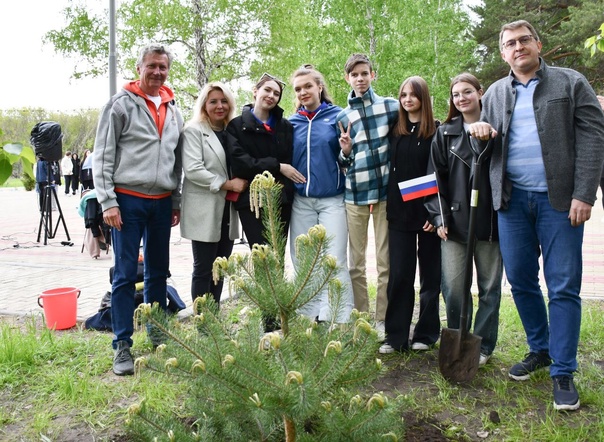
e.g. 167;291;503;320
290;64;333;110
189;82;236;127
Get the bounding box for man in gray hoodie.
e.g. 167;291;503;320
470;20;604;411
93;43;183;376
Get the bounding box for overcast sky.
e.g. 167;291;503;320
3;0;115;112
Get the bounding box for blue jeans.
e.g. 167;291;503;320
498;187;583;377
441;239;502;355
289;194;354;323
111;193;172;348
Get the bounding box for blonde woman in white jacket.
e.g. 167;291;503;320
180;82;248;305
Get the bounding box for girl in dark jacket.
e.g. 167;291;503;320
425;73;502;365
380;76;441;354
227;73;304;249
71;153;81;195
227;74;304;332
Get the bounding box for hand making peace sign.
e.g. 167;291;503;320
338;121;352;157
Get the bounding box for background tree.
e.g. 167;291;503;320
0;109;98;186
45;0;269;107
260;0;477;118
45;0;476;119
471;0;604;92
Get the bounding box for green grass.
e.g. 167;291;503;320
1;296;604;441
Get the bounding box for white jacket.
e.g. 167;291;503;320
61;156;73;176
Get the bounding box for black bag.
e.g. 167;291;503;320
81;168;93;182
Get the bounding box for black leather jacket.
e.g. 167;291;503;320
425;116;498;244
226;104;294;210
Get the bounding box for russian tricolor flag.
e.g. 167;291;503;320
398;172;438;202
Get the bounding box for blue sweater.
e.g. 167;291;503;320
289;103;345;198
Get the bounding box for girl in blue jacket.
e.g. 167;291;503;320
289;65;354;323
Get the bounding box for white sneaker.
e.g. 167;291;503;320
411;342;430;351
479;353;491;366
379;343;395;354
374;321;386;342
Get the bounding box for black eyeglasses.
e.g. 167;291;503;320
259;72;286;89
502;35;536;51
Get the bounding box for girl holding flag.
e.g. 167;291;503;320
379;76;441;354
424;73;502;366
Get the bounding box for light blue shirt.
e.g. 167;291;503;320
506;78;548;192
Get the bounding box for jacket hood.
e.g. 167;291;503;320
124;80;175;104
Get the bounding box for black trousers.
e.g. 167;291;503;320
237;204;292;250
384;228;441;351
71;176;80;193
64;175;73;194
191;209;234;305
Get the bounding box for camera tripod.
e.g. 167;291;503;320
37;164;70;245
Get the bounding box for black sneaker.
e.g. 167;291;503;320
509;351;551;381
552;376;580;411
113;340;134;376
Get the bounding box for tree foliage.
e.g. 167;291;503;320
45;0;269;107
471;0;604;92
44;0;476;119
585;22;604;57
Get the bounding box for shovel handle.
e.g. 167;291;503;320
459;134;493;336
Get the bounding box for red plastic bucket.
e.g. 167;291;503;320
37;287;81;330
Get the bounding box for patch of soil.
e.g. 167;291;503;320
373;351;507;441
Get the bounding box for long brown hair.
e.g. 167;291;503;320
393;76;436;139
444;73;483;124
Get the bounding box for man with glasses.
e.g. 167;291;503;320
469;20;604;411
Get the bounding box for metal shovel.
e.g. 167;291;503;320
438;133;494;383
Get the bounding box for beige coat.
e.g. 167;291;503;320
180;121;239;242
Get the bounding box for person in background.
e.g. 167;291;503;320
180;82;247;305
470;20;604;410
227;72;303;331
71;152;81;195
93;43;184;376
60;151;73;195
81;149;94;190
288;64;354;324
336;54;398;339
378;76;440;354
425;73;502;366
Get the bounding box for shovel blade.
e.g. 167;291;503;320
438;327;482;383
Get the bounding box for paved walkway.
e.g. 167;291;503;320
1;187;603;325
